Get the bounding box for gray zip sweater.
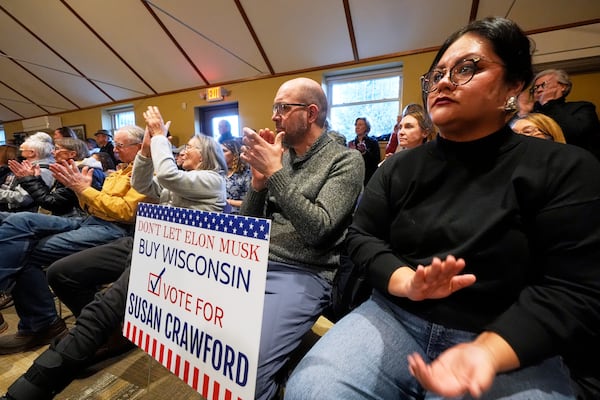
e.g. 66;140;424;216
241;132;364;281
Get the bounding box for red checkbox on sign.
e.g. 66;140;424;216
148;267;165;296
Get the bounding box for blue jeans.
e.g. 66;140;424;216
0;211;11;222
256;261;331;400
285;290;575;400
0;212;129;332
11;256;332;398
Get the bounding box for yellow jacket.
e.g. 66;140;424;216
77;164;155;224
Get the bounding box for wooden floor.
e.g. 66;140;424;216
0;300;333;400
0;301;204;400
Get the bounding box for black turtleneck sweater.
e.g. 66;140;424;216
347;126;600;367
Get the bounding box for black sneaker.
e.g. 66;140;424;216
5;374;55;400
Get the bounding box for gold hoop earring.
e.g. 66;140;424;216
504;96;517;113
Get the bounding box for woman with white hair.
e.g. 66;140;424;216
0;132;55;214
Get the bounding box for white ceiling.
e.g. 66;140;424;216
0;0;598;123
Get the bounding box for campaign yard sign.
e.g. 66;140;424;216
124;203;271;400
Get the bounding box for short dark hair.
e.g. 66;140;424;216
56;126;78;139
424;17;533;105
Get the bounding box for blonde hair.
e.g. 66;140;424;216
512;113;566;143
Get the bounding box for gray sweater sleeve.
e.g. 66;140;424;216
131;151;162;199
241;134;365;271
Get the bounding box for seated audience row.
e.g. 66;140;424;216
0;126;152;354
48;108;227;322
0;133;54;215
531;68;600;159
2;20;600;399
1;78;364;400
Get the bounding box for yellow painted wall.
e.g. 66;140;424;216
569;72;600;104
5;51;600;147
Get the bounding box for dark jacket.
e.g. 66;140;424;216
349;135;380;184
17;167;105;217
99;142;119;167
534;98;600;160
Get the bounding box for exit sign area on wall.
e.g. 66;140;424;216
206;86;224;102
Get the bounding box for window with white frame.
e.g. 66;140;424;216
105;105;135;133
0;125;5;145
324;64;403;143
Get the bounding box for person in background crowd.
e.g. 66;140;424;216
8;137;104;218
93;129;119;167
217;119;234;143
532;68;600;159
0;133;54;214
0;125;154;355
221;139;250;213
91;151;116;172
85;138;100;154
0;145;18;183
0;145;19;320
0;145;21;207
286;17;600;400
384;114;402;155
511;112;567;143
396;104;435;151
0;106;227;400
52;127;78;141
348;117;380;184
2;139;106;330
380;104;435;166
172;144;185;169
384;104;431;158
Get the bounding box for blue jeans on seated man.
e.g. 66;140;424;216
285;290;576;400
0;211;11;222
0;211;130;333
255;261;331;400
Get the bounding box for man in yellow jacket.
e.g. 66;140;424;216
0;125;157;354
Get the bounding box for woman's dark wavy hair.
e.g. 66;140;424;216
422;17;534;107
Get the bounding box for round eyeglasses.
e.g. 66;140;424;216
272;103;308;116
529;81;547;94
421;57;502;94
114;142;140;149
